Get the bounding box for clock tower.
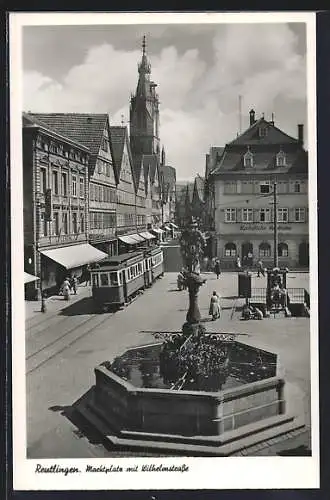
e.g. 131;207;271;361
130;36;160;158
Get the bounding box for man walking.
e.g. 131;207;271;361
257;259;265;277
214;259;221;279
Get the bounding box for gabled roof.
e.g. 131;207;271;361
22;113;89;151
228;118;299;147
142;154;159;185
194;175;205;202
109;126;134;185
27;113;109;156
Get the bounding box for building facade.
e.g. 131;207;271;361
206;111;309;269
160;164;176;224
28;113;118;257
23;114;101;298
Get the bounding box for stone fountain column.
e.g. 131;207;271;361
179;219;206;337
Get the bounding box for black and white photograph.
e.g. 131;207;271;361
10;11;319;490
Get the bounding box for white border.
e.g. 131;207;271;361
10;11;319;490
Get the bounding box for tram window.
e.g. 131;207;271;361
100;273;109;286
110;272;119;286
117;272;122;285
92;274;99;287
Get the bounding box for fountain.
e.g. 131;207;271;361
76;219;306;455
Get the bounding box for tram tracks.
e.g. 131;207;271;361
26;312;114;375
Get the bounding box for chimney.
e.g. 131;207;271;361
270;112;275;126
249;109;256;126
298;124;304;146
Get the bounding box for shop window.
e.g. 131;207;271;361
259;242;271;257
224;242;236;257
278;243;288;257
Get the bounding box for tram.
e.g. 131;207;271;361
90;247;164;312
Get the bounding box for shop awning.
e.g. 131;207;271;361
118;235;138;245
40;243;108;269
24;272;39;284
169;222;178;229
130;234;145;243
151;228;164;235
139;232;156;240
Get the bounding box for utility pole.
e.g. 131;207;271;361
273;182;278;267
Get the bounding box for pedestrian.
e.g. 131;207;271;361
84;265;91;286
70;274;78;295
247;251;253;267
235;255;241;271
214;259;221;279
61;277;71;301
257;259;265;277
209;291;221;321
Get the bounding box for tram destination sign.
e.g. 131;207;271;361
240;224;292;231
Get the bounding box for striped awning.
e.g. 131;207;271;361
139;232;156;240
24;272;39;284
151;228;164;235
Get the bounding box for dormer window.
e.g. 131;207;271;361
244;148;254;168
276;149;286;167
259;126;268;138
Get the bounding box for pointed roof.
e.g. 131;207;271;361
228;117;299;146
109;125;134;184
27;113;109;156
194;175;205;202
142;154;159;185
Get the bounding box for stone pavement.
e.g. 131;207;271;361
25;271;312;458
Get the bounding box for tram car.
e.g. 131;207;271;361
90;247;164;312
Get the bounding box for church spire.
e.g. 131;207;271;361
138;34;151;75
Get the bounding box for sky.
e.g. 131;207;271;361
23;22;307;181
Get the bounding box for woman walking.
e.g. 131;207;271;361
61;277;71;301
214;259;221;279
209;291;221;321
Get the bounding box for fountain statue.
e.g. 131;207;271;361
179;217;207;336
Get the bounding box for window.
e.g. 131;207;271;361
52;212;59;235
294;208;305;222
40;213;48;236
259;242;271;257
224;242;236;257
277;208;288;222
242;208;253;222
294;181;301;193
276;151;286;167
72;212;77;233
100;273;109;286
80;212;85;232
62;212;68;234
259;208;271;222
101;138;109;152
90;184;95;201
110;272;119;286
79;177;85;198
244;150;253;168
72;175;77;196
225;208;236;222
278;243;288;257
52;171;59;195
92;273;99;287
224;181;237;194
61;173;67;196
259;127;268;138
40;168;47;193
259;181;271;194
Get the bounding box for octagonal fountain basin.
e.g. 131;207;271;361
77;335;305;455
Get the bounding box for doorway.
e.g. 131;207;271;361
241;242;253;266
299;242;309;267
